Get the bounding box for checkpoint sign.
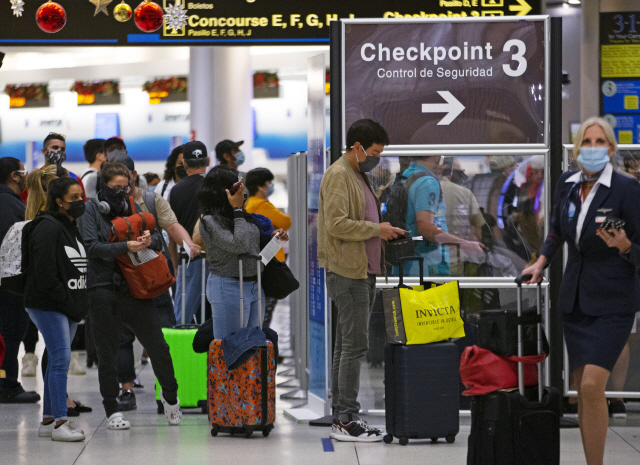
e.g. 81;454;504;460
342;18;547;147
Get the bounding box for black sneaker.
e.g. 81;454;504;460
117;390;137;412
609;400;627;419
0;387;40;403
329;418;384;442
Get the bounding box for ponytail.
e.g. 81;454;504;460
25;165;59;220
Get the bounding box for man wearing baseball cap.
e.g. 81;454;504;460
168;141;209;324
215;139;244;170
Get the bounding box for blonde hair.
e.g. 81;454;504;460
25;165;60;220
572;117;617;162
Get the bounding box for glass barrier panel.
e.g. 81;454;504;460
370;155;546;279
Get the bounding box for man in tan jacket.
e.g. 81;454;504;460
318;119;404;442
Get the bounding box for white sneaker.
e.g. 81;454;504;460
68;352;86;376
40;420;84;437
21;353;38;377
329;418;384;442
160;390;182;425
38;421;55;437
51;421;85;442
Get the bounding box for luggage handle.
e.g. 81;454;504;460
398;256;424;288
238;253;263;330
178;251;207;327
515;273;543;400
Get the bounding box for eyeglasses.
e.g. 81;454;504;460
107;185;131;194
14;170;28;175
48;132;66;140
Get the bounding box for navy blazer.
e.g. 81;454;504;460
541;166;640;316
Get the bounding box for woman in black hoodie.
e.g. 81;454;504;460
24;177;87;442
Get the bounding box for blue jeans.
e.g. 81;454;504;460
174;259;205;325
25;308;77;421
206;273;265;340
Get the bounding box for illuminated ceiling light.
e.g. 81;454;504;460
568;0;581;4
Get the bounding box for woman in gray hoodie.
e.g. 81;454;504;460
198;166;287;339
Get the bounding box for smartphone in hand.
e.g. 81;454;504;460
230;181;242;195
387;231;411;243
601;216;625;235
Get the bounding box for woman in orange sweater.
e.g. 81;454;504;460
245;168;291;328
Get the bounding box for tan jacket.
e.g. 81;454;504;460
317;155;383;279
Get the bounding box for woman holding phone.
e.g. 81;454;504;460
79;162;181;430
198;166;288;339
523;117;640;465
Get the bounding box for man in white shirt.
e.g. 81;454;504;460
81;139;106;199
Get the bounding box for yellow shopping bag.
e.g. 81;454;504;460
399;281;464;345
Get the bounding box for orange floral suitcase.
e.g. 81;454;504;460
207;340;276;437
207;254;276;438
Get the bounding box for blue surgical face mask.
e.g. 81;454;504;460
149;185;157;193
234;151;245;167
578;147;610;174
266;182;274;197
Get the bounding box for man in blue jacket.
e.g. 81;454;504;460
0;157;40;403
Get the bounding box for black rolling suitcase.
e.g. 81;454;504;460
383;257;460;446
466;275;560;465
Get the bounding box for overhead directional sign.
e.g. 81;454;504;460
342;17;547;147
0;0;539;46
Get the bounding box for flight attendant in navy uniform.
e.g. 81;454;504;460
524;117;640;465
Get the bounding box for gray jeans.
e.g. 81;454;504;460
326;272;376;422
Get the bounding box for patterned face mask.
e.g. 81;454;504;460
45;150;67;165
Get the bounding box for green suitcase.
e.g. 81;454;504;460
156;253;208;413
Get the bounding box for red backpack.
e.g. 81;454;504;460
109;197;175;299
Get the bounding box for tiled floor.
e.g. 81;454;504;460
2;306;640;464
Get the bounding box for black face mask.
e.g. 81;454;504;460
176;165;188;180
65;200;86;219
99;179;128;216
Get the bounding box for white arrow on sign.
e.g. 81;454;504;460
421;91;465;125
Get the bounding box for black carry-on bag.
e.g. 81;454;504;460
383;256;460;446
466;274;560;465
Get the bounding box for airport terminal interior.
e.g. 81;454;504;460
2;0;640;463
1;304;639;464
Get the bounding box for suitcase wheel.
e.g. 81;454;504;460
383;434;393;444
446;434;456;444
431;437;438;443
156;400;164;415
399;437;409;446
262;425;273;437
210;425;220;437
244;428;254;439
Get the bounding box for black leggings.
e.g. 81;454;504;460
89;284;178;418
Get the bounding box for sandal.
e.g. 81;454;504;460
72;401;92;413
107;412;130;430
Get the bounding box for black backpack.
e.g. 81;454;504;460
382;170;442;267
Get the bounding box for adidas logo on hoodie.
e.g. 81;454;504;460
65;239;87;290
